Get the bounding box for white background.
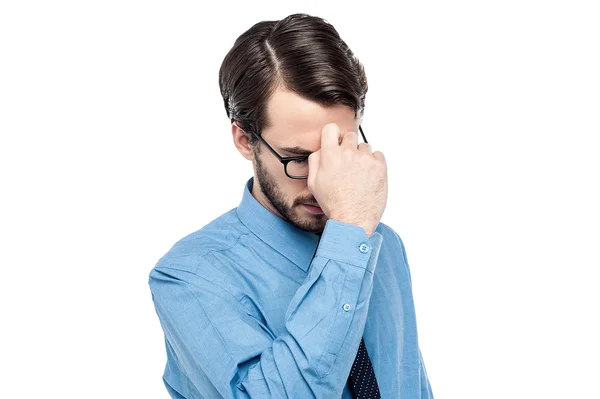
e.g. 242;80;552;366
1;1;598;398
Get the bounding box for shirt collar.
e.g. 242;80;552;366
236;176;321;273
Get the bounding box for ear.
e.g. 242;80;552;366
231;122;255;161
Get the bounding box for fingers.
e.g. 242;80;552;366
372;150;386;163
307;149;321;189
320;123;341;151
358;142;372;153
341;130;358;150
321;123;376;157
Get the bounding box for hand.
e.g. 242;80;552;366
307;123;388;237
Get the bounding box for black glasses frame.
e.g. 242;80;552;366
249;126;368;180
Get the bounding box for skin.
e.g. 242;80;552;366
232;86;359;235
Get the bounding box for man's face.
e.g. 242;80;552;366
250;87;358;235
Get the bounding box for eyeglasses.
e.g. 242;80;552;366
249;126;368;179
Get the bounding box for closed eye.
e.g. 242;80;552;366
279;146;313;156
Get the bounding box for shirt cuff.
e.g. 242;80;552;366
315;219;383;272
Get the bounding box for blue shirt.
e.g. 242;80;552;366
148;177;433;398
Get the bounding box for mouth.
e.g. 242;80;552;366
302;203;324;214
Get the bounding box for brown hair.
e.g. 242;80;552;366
218;13;368;147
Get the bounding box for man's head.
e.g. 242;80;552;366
219;13;367;234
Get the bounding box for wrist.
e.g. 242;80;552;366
328;215;374;237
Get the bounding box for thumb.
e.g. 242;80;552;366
307;150;320;192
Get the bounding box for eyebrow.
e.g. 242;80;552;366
279;146;314;156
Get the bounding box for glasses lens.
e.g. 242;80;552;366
286;159;309;178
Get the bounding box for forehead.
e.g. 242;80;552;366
263;87;358;149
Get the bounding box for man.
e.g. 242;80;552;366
149;13;433;398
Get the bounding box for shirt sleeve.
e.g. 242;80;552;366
390;227;435;398
148;219;383;398
419;348;435;398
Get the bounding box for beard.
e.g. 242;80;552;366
254;150;326;235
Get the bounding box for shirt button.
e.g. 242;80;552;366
359;243;369;253
343;303;352;312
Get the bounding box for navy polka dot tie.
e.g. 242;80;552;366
348;337;381;398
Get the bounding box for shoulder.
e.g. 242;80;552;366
150;207;250;277
375;221;410;264
376;221;405;247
